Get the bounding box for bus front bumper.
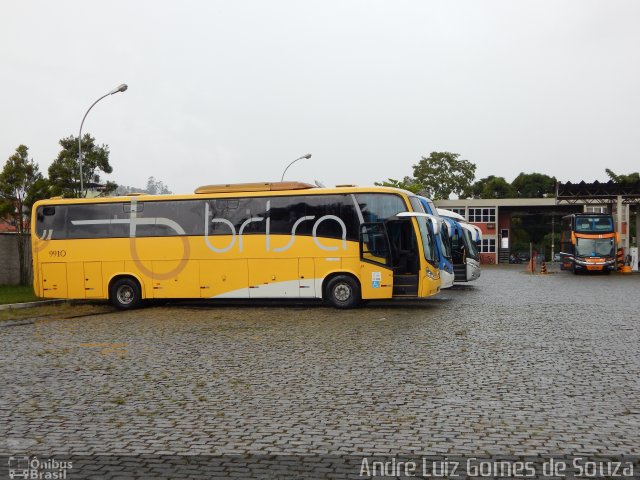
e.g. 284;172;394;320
573;259;616;271
466;260;481;281
439;270;455;289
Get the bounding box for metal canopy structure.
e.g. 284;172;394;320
556;180;640;205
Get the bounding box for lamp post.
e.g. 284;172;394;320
280;153;311;182
78;83;128;197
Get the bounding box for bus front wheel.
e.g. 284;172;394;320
325;275;361;309
110;277;142;310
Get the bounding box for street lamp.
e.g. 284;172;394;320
280;153;311;182
78;83;128;197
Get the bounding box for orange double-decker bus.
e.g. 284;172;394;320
32;182;441;309
560;213;618;273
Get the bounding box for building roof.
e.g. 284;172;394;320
435;198;557;208
435;180;640;208
556;180;640;204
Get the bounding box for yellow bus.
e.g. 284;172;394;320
31;182;441;309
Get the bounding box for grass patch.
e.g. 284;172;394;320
0;285;38;305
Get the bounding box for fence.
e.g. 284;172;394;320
0;233;32;285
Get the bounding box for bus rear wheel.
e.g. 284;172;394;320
325;275;361;309
110;277;142;310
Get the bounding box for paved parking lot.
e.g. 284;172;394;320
1;266;639;460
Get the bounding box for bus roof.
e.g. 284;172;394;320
562;213;612;219
33;184;419;206
437;208;465;221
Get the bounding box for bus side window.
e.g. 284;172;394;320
360;223;390;266
355;194;406;224
36;205;66;239
272;194;358;241
207;198;265;236
66;205;108;239
137;200;204;237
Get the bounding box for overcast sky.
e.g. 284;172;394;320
1;0;638;195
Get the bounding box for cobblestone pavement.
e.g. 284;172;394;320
1;266;639;459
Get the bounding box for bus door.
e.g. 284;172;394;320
449;223;467;282
385;218;420;297
359;223;394;299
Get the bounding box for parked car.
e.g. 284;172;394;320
553;253;561;262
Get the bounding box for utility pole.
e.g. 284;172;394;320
551;215;555;262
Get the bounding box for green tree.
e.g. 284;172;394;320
374;176;422;194
115;176;173;196
48;134;117;198
605;168;640;184
511;172;556;198
0;145;49;284
412;152;476;200
145;176;172;195
509;214;552;254
471;175;516;199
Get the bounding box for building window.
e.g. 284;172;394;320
449;208;466;218
585;206;608;214
468;207;496;223
480;238;496;253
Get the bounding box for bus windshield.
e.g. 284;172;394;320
463;228;479;260
439;221;452;260
415;216;437;264
575;216;614;233
575;237;615;257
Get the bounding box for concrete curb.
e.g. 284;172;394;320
0;299;68;311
